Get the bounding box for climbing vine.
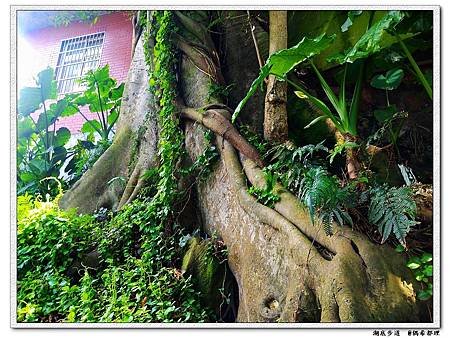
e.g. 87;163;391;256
147;11;184;220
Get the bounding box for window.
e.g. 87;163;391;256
55;32;105;95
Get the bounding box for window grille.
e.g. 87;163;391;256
55;32;105;95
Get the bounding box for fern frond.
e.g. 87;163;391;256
368;185;419;246
298;166;353;236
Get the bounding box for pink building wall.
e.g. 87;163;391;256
23;11;133;134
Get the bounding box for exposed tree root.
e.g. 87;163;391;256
180;103;424;321
180;106;265;167
59;127;131;213
118;161;146;208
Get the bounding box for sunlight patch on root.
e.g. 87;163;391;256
118;163;145;209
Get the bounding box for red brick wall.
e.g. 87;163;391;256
23;11;133;134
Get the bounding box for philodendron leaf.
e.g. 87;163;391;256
81;120;102;134
107;109;119;126
329;11;406;64
18;117;35;139
18;68;57;116
53;127;71;147
373;105;397;123
392;10;433;35
109;83;125;101
371;68;404;90
36;67;57;101
232;34;336;122
341;10;363;32
49;99;69;120
18;87;42;116
268;34;336;78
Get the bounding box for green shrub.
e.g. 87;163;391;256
16;193;212;323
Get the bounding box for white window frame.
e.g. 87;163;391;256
54;32;106;95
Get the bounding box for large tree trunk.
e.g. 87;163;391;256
60;14;429;323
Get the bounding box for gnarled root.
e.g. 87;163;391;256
183;114;426;322
222;137;423;322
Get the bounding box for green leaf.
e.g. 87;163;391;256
420;252;432;263
18;117;35;139
393;10;433;35
380;216;393;243
35;113;50;133
49;99;69;120
233;34;335;122
36;67;57;101
19;171;37;184
304;115;327;129
94;64;110;83
423;264;433;277
310;61;344;123
395;244;405;253
329;141;358;164
54;127;71;147
18;87;42;116
81;120;102;134
109;83;125;101
341;10;363;32
406;256;421;270
107;109;119;126
28;158;47;174
51;146;67;165
60;103;79;117
232;65;271;123
370;68;404;90
368;185;417;246
374;105;397;123
329;11;406;64
268;34;336;78
294;89;343;131
417;289;432;301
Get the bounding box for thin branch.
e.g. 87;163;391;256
247;11;264;70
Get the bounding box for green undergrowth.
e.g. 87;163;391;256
17;191;213;323
17;10;220;324
241;126;419;246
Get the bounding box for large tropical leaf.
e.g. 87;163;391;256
18;87;42;116
370;68;404;90
393;10;433;35
36;67;57;101
109;83;125;101
81;120;102;134
329;11;408;64
18;116;35;139
53;127;71;147
48;98;69;119
18;68;57;116
232;34;335;122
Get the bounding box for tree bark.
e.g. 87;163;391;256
264;11;288;142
